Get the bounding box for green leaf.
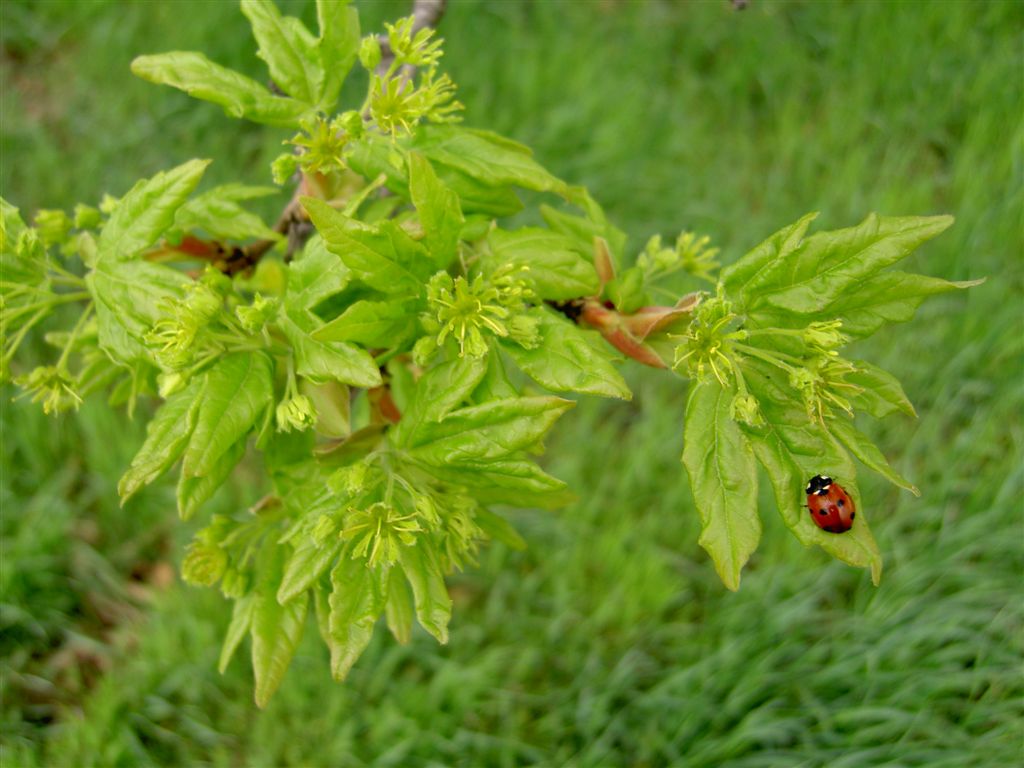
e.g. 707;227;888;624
408;396;573;465
327;555;386;681
98;159;211;261
182;352;274;479
846;360;916;419
413;125;569;197
819;272;982;338
118;376;205;502
286;234;350;310
485;227;599;300
280;312;382;388
742;360;882;584
241;0;319;105
312;299;416;348
408;151;463;269
346;135;523;218
300;379;350;438
540;202;628;265
829;417;919;495
398;541;451;644
252;584;309;708
474;507;527;550
315;0;360;109
278;535;344;605
502;309;630;399
749;214;955;315
176;437;246;521
384;566;414;645
219;593;256;673
131;52;311;127
425;458;573;510
175;185;281;242
393;355;488;446
302;197;429;294
89;260;189;361
682;380;761;591
721;212;818;304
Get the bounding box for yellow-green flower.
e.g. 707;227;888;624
276;394;316;432
341;502;423;567
14;365;82;415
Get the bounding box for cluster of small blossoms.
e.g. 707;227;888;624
144;279;224;370
275;393;316;432
357;17;462;138
13;365;82;415
672;289;745;386
181;515;237;591
421;266;540;359
274;113;365;183
638;230;721;284
340;501;425;568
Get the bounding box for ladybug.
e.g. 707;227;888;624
805;475;855;533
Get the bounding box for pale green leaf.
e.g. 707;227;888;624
327;556;386;681
408;151;463;269
315;0;360;109
384;566;414;645
118;376;204;502
131;52;311;126
286;234;350;310
98;159;210;261
177;437;247;521
277;525;344;606
88;260;189;361
241;0;319;104
502;308;631;399
219;594;256;673
485;227;599;300
846;360;916;419
829;417;919;495
425;458;573;510
302;197;429;294
393;355;489;446
413;125;569;197
280;312;382;388
721;212;818;303
182;352;274;478
750;214;955;314
408;396;573;465
682;380;761;591
252;587;308;708
312;299;417;348
398;542;451;644
176;186;281;242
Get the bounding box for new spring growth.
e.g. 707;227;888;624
384;16;444;69
276;394;316;432
440;495;484;571
236;293;278;334
33;209;72;247
672;288;746;386
145;280;223;370
637;230;720;284
802;320;849;355
341;501;423;568
287;113;363;176
181;541;228;587
790;356;863;424
14;365;82;415
368;69;461;138
425;266;539;358
730;393;765;428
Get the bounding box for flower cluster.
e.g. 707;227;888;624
422;266;539;358
672;290;745;385
340;501;424;567
145;280;223;370
14;365;82;415
638;230;720;284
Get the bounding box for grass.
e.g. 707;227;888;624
2;0;1022;765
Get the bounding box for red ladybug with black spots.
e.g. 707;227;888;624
806;475;855;533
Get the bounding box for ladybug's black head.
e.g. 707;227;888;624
805;475;833;495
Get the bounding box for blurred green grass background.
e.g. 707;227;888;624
1;0;1022;765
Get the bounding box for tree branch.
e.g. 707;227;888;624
223;0;449;276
